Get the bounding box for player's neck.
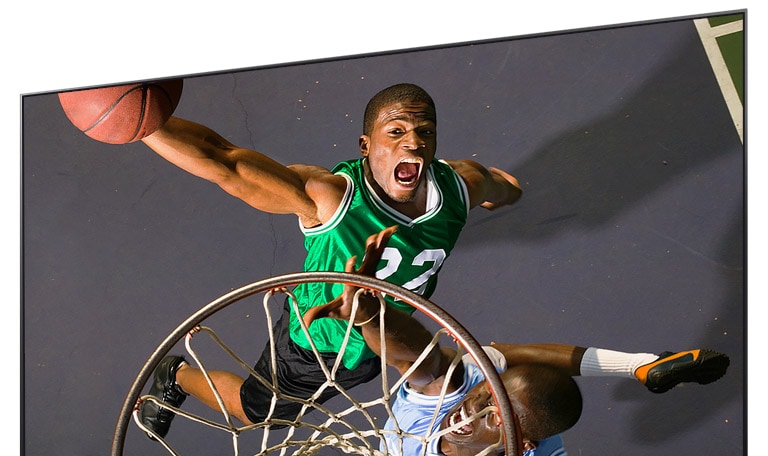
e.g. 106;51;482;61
363;163;427;218
385;192;427;219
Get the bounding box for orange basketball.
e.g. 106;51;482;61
58;79;183;144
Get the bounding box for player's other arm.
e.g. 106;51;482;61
446;159;523;210
142;116;345;226
356;298;460;396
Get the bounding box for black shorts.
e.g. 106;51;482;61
240;300;381;424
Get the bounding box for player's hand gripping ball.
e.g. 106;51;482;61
58;79;183;144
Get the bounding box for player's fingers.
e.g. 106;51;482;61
360;237;382;273
376;225;397;249
345;256;357;273
360;226;397;273
303;298;343;327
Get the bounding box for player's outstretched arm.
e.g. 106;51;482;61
446;159;523;210
142;117;346;226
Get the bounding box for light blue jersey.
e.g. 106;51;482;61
382;346;567;456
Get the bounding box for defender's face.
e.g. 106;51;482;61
438;379;503;456
359;101;437;204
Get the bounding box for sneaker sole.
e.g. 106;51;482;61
647;349;730;393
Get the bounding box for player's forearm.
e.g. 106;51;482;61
142;116;243;180
448;160;522;209
143;117;315;215
359;301;443;386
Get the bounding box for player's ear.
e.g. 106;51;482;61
359;135;370;157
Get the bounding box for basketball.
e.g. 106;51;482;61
58;79;184;144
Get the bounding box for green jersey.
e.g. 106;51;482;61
289;158;470;369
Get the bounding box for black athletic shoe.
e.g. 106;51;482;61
635;349;730;394
139;355;189;440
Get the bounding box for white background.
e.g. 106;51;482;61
5;1;761;451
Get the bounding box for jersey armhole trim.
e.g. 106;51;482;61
438;159;471;218
300;172;354;236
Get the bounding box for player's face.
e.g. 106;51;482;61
359;101;437;204
438;379;504;456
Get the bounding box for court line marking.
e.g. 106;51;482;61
693;18;744;144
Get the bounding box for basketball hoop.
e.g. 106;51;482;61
112;272;522;456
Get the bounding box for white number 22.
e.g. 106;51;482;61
375;247;446;295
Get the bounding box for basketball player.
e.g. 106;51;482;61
139;82;522;437
138;84;728;441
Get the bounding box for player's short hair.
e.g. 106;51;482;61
507;364;583;443
363;83;436;136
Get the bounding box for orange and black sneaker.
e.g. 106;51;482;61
635;349;730;394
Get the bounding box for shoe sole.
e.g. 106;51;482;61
647;349;730;393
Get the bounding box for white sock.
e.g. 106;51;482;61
579;347;659;378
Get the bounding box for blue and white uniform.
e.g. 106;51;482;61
382;346;567;456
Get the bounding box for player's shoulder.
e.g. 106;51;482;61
286;164;349;224
437;158;482;188
440;158;478;170
289;164;347;186
330;158;364;176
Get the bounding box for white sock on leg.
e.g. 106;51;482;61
579;347;659;378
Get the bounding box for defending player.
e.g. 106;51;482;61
303;227;730;455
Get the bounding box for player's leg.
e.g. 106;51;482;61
175;364;252;424
579;347;730;392
239;300;381;425
491;343;730;393
490;343;587;376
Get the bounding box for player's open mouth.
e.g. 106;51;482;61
394;158;423;186
447;404;474;436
